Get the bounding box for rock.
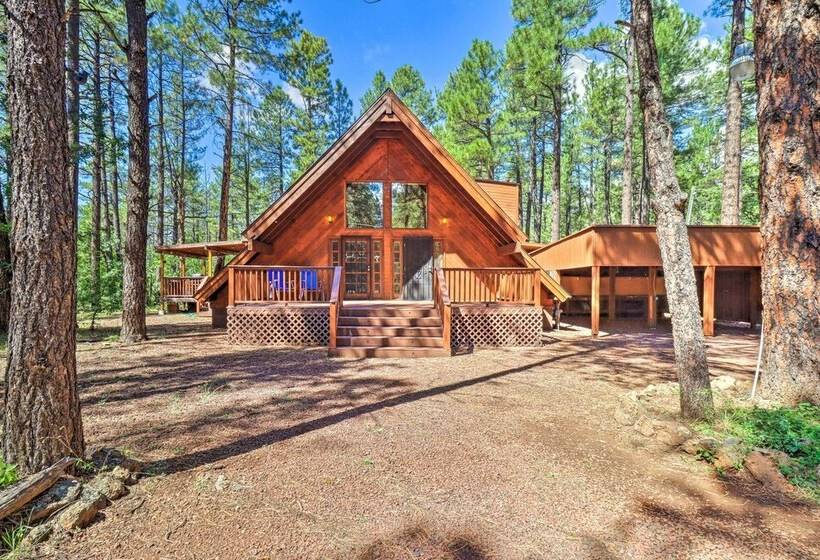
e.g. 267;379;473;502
656;424;693;447
714;440;746;471
109;465;137;485
745;451;794;494
634;415;655;437
20;522;53;547
681;436;720;456
89;473;128;500
614;395;641;426
55;487;108;530
24;477;82;522
214;474;228;491
711;375;736;391
89;448;142;476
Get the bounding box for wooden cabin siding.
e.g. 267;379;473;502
477;181;520;227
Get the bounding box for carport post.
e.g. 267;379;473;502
703;265;716;336
608;267;617;322
591;266;600;336
647;267;657;328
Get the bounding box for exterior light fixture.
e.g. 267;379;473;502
440;217;449;225
729;42;755;82
326;215;334;224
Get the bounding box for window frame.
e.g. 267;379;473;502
344;181;385;229
390;182;429;230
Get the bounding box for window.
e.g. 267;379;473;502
346;182;383;228
391;183;427;229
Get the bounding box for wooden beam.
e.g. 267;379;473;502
703;265;716;336
648;266;657;327
497;241;521;256
591;265;600;336
0;457;75;522
608;267;617;321
246;238;273;254
749;267;761;328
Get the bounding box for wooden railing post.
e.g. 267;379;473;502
228;266;236;306
533;269;541;306
328;266;342;351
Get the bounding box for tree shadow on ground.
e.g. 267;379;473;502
352;521;492;560
145;346;600;475
612;469;819;560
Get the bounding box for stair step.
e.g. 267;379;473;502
341;306;437;318
338;326;443;337
329;346;451;358
336;336;444;348
338;316;442;327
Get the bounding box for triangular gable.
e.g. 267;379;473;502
197;90;568;303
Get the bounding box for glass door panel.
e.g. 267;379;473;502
343;238;370;298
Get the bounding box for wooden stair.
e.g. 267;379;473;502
329;304;451;358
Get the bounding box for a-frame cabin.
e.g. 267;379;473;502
191;90;569;356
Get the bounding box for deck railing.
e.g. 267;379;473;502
328;266;343;350
227;265;336;305
442;267;541;305
433;268;452;352
161;276;207;299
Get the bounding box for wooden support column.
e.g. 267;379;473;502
533;269;541;306
228;266;236;307
591;265;600;336
703;265;715;336
647;266;657;328
159;253;166;315
608;267;617;321
749;267;761;328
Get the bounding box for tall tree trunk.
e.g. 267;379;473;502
157;52;166;247
604;123;613;224
217;34;237;260
120;0;150;343
530;116;540;241
107;62;122;250
176;52;188;275
0;189;11;332
91;32;103;326
4;0;84;473
753;0;819;404
640;126;649;224
588;146;594;222
632;0;714;419
721;0;746;225
67;0;80;221
551;89;562;242
622;31;635;225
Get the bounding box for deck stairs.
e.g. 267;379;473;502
330;303;451;358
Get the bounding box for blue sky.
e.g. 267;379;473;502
296;0;726;107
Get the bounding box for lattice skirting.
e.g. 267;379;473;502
451;305;542;349
227;305;329;346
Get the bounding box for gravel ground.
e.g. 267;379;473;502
30;314;820;559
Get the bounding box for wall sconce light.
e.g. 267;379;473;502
326;215;335;224
440;217;449;225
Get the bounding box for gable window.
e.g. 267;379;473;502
391;183;427;229
346;182;383;228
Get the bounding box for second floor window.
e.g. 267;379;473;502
392;183;427;229
346;182;383;228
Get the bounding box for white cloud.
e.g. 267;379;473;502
567;54;591;99
282;82;305;108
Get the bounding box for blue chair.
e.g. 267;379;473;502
267;269;288;300
300;269;321;300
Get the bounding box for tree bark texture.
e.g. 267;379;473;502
721;0;746;225
218;38;237;251
120;0;150;343
622;32;635;225
67;0;80;220
632;0;714;419
754;0;819;404
91;32;103;320
157;52;166;248
551;90;562;242
4;0;84;473
0;191;10;332
107;62;122;251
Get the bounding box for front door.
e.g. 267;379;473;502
402;237;433;300
343;237;370;298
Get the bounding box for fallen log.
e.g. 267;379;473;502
0;457;76;521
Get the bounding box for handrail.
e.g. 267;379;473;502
328;266;343;350
227;265;335;304
161;276;208;299
442;267;541;305
433;268;452;353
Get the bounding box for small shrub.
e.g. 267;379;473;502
0;523;28;556
700;403;819;499
0;460;18;488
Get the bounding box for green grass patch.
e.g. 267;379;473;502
696;403;819;499
0;459;18;489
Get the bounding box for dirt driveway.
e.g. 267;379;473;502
36;314;819;559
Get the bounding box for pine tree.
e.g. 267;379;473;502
390;65;438;127
253;86;296;199
328;79;353;140
360;70;389;111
